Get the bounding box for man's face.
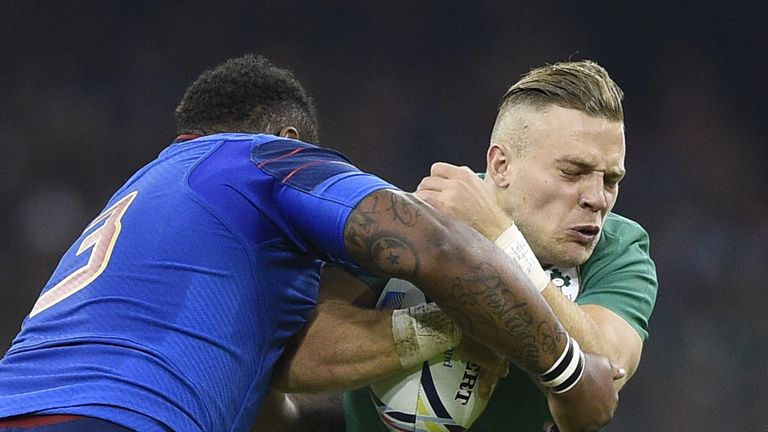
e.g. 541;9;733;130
494;105;626;267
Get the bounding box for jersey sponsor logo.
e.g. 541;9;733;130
252;139;359;192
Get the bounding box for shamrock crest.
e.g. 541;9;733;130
549;268;571;288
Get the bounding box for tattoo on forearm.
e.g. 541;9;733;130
537;322;566;357
346;190;554;370
449;263;541;367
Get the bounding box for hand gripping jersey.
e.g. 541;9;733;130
0;133;394;432
345;212;658;432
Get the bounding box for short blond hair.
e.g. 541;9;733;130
499;60;624;122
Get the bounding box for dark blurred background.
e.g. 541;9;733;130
1;2;766;430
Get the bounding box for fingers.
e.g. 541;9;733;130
454;336;508;400
416;175;451;193
413;189;445;210
476;359;509;399
414;176;461;214
499;359;510;378
477;369;494;400
430;162;475;179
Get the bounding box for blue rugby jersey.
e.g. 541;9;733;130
0;133;395;432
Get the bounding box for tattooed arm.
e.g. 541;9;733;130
344;189;622;432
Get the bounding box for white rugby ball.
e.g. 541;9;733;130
370;279;492;432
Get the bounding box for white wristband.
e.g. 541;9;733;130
392;302;462;369
494;223;550;292
538;335;586;394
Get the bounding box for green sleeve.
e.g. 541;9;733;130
576;214;658;341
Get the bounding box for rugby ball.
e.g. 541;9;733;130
370;279;492;432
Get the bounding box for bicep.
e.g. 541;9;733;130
343;189;447;280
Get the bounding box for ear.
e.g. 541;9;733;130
278;126;300;140
487;143;511;188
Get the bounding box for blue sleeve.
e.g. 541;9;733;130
252;137;398;267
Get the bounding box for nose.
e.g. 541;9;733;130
579;175;608;212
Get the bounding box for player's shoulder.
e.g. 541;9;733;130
590;212;651;261
177;133;347;163
602;212;650;242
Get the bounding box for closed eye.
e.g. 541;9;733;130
605;174;624;189
560;169;582;178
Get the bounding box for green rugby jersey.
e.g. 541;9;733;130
344;212;658;432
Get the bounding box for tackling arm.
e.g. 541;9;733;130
344;189;621;431
269;266;401;392
344;189;562;375
271;265;503;393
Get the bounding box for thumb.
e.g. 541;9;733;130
613;361;627;380
476;369;493;400
430;161;458;177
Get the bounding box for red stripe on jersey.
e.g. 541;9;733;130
256;147;305;169
282;160;353;183
0;415;83;427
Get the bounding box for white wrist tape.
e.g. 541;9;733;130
538;335;586;394
494;223;550;292
392;302;462;369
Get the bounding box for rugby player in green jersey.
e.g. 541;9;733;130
261;60;657;432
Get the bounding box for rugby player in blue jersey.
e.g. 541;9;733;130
0;55;621;432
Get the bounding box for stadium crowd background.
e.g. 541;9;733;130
0;2;766;430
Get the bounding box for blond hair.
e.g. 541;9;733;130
499;60;624;122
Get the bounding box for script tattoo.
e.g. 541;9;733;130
537;322;566;357
449;263;540;368
385;192;419;226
